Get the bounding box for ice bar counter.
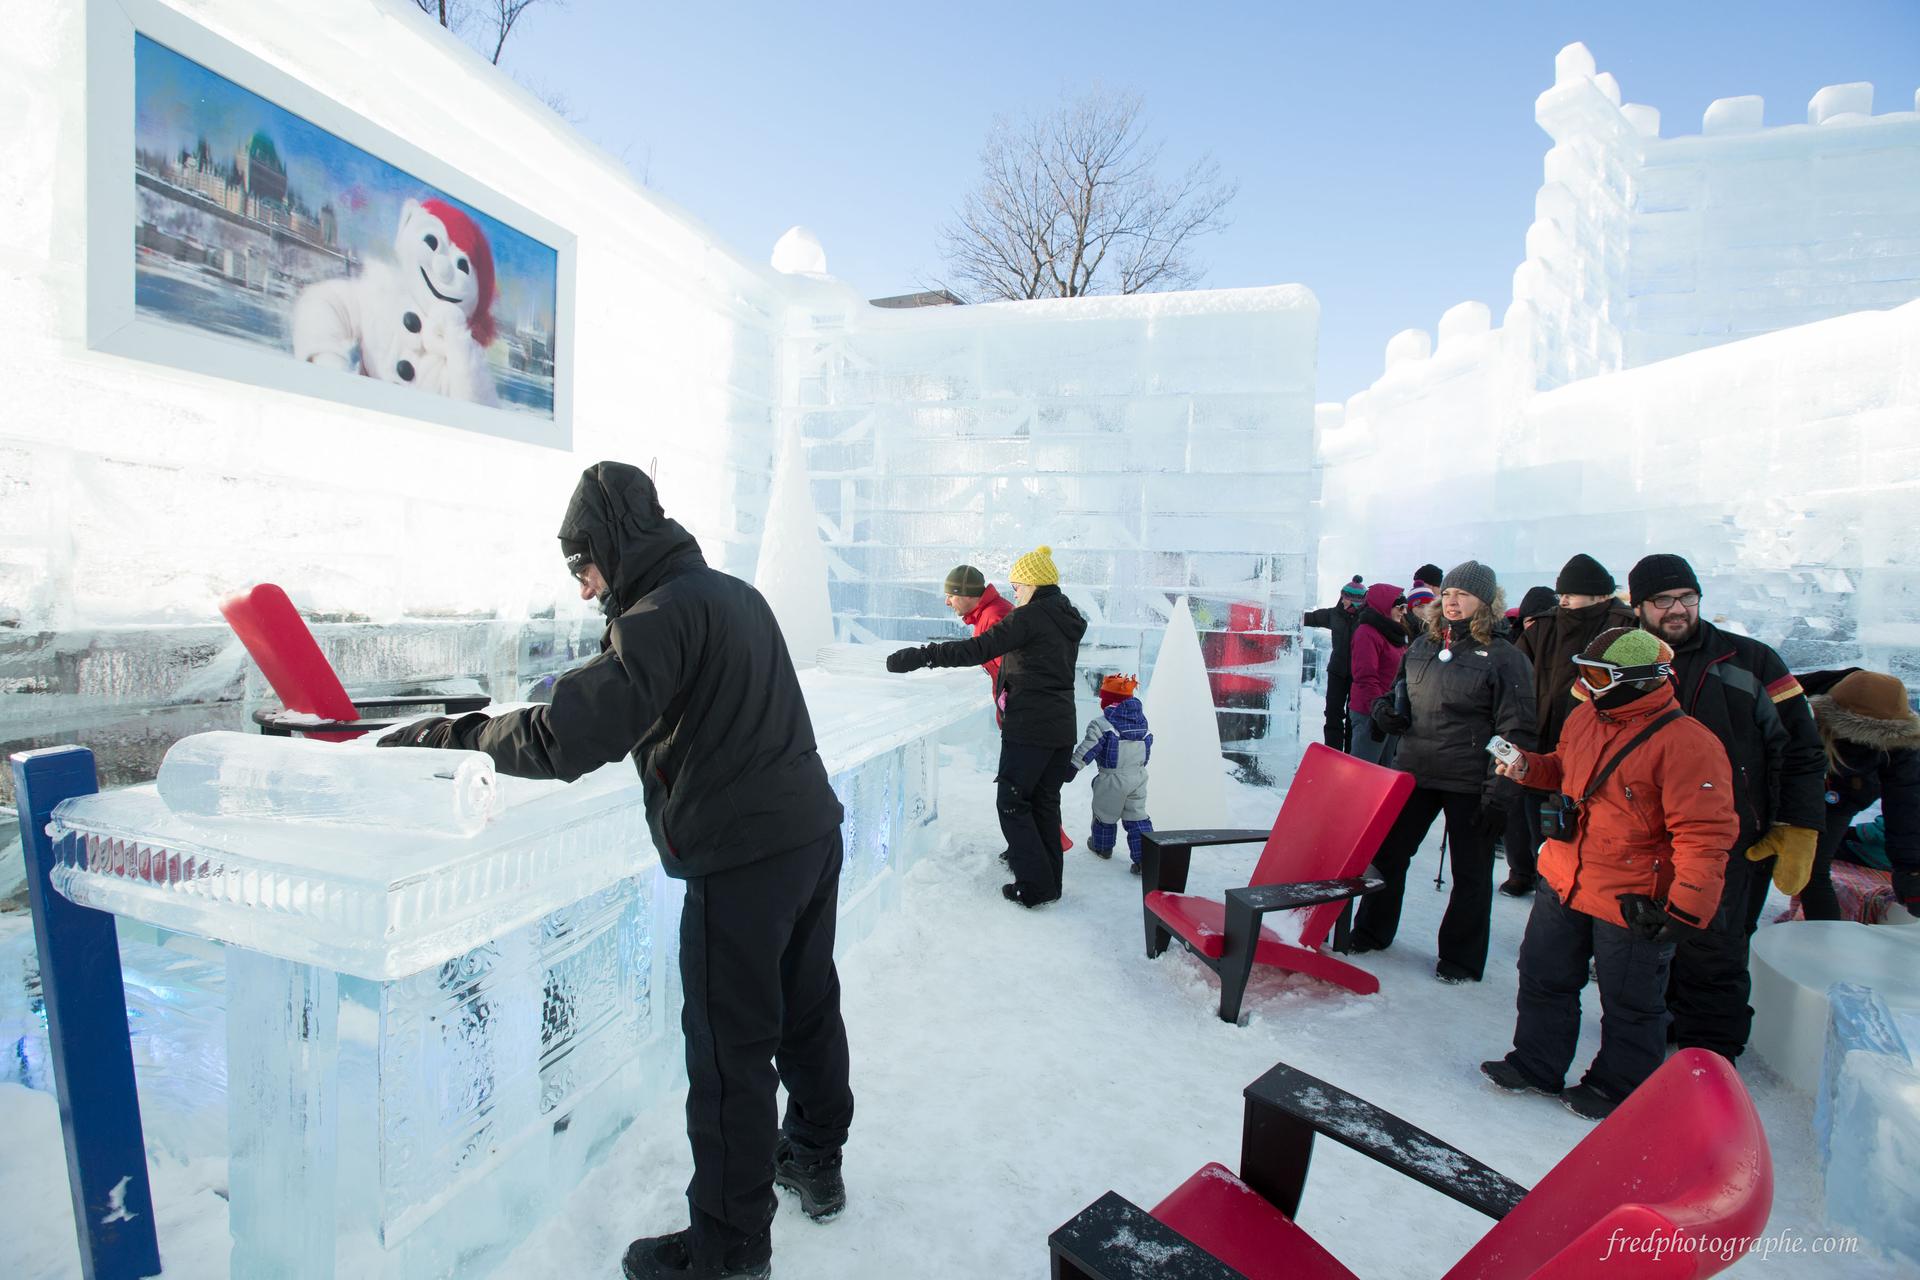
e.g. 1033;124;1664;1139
41;660;977;1279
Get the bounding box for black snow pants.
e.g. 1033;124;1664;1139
1667;853;1772;1060
1351;786;1497;979
682;828;855;1256
1507;889;1675;1100
998;739;1074;900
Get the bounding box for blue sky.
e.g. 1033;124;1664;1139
135;35;558;330
505;1;1917;401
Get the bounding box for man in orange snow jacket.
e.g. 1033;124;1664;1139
1479;627;1738;1122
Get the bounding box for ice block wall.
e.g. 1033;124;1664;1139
779;280;1320;777
0;0;791;801
1322;300;1920;683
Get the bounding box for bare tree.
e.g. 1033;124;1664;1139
413;0;561;65
939;88;1237;301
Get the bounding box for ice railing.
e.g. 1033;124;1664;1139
45;661;979;980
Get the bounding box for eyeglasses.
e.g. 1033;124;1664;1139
1645;591;1700;611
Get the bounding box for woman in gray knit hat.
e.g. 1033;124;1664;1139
1356;560;1537;982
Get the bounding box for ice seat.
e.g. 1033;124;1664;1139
1750;920;1920;1092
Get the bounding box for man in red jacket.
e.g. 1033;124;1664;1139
1480;628;1738;1121
943;563;1072;855
944;564;1013;715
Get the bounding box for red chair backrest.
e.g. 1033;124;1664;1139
1444;1049;1773;1279
1247;743;1414;949
218;584;362;741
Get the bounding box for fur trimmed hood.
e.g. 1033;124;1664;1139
1811;694;1920;752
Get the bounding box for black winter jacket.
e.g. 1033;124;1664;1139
1800;668;1920;882
1390;621;1536;802
1665;620;1825;855
1516;597;1639;750
1304;602;1358;691
444;462;843;879
908;585;1086;747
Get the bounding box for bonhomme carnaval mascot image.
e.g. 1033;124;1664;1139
292;197;501;405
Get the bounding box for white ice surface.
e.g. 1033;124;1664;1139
4;722;1909;1278
754;427;837;668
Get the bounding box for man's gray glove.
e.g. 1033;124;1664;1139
378;712;488;750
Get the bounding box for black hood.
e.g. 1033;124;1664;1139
559;461;705;617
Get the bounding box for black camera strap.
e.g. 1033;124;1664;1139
1574;708;1685;810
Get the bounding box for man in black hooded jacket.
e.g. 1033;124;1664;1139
382;462;851;1280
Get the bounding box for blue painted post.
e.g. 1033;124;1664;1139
9;746;162;1280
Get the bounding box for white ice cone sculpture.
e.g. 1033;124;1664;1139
753;428;835;668
1143;596;1226;830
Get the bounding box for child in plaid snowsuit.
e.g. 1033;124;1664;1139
1072;674;1155;869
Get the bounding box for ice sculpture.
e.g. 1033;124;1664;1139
1143;596;1226;830
39;660;975;1279
754;427;837;668
1818;983;1920;1267
786;284;1317;774
156;731;497;835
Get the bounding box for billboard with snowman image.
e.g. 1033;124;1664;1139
124;30;561;426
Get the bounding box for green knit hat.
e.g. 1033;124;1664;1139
943;564;987;597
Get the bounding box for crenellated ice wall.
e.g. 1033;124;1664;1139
775;276;1320;777
1318;44;1920;687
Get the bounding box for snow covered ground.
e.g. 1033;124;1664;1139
2;734;1909;1278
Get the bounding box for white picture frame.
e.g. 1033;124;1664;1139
87;0;577;449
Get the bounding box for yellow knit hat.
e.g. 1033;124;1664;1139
1008;544;1059;587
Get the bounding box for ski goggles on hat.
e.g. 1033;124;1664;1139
1572;654;1673;697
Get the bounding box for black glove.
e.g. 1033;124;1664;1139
1616;893;1693;944
1473;803;1508;839
1368;695;1410;737
885;647;928;674
1895;869;1920;912
378;711;487;750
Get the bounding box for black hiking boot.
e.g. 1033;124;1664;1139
1480;1057;1561;1098
621;1230;770;1280
1002;883;1060;908
1498;874;1536;897
1560;1081;1623;1122
774;1136;846;1221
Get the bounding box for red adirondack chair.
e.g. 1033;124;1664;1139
1048;1048;1773;1280
219;583;488;741
1140;742;1413;1021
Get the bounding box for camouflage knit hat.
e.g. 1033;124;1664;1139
1580;627;1672;669
1574;627;1674;695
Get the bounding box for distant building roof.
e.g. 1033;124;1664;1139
869;289;964;310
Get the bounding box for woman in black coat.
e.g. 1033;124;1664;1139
1357;560;1536;982
887;545;1087;908
1796;669;1920;920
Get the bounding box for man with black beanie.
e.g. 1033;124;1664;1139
1628;552;1826;1062
1506;554;1636;895
382;462;853;1280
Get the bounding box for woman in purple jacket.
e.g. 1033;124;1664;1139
1348;583;1409;765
